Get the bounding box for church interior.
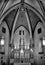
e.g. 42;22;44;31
0;0;45;65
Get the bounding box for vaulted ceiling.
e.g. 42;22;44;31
3;8;41;32
0;0;45;35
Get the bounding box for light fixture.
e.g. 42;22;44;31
30;49;33;52
43;39;45;46
40;37;45;54
25;45;29;50
40;37;45;46
14;45;16;49
20;49;24;54
0;36;5;45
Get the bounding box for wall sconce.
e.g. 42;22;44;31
42;37;45;46
0;36;5;46
39;37;45;54
40;37;45;47
0;36;5;54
